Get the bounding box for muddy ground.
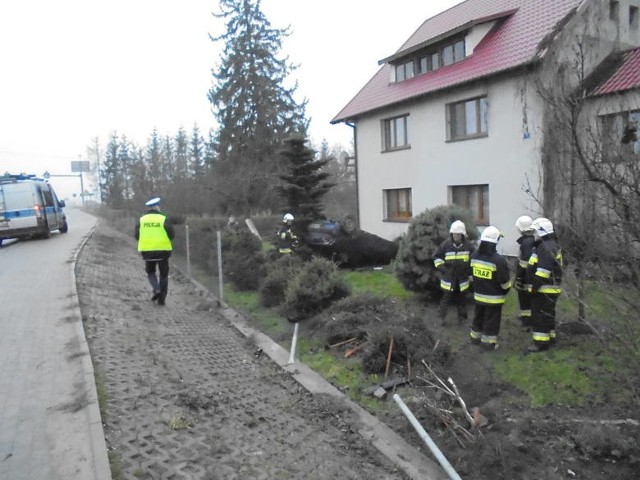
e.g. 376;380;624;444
76;221;639;479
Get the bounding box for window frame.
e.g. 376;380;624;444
610;1;620;21
391;36;465;83
449;184;490;225
599;110;640;161
630;5;639;28
381;114;410;152
446;96;489;141
383;188;413;222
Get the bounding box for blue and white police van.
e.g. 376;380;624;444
0;174;68;241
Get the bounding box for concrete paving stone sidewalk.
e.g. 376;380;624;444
76;221;447;480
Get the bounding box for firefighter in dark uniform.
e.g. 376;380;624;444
433;220;473;325
526;217;563;352
514;215;536;329
277;213;298;254
135;197;175;306
469;226;512;351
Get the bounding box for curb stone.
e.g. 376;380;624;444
71;225;112;480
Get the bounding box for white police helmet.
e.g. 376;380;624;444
283;213;294;223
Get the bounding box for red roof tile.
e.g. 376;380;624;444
332;0;582;123
589;47;640;96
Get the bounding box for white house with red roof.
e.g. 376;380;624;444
332;0;640;255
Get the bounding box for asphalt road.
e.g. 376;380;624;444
0;208;110;480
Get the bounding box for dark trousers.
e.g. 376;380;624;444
531;293;558;346
517;289;532;314
145;258;169;299
471;304;503;347
439;288;468;322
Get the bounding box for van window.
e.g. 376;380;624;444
2;183;34;210
40;186;54;206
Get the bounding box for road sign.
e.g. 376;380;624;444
71;160;90;173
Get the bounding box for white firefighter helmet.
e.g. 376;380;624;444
515;215;533;233
283;213;294;224
449;220;466;235
480;226;503;244
532;217;554;237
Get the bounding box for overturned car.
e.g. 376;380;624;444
305;218;398;268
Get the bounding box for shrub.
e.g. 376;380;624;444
360;310;451;374
394;205;479;295
222;231;265;291
259;255;304;307
312;294;392;344
281;257;350;320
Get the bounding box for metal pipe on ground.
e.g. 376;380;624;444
392;393;463;480
288;322;299;364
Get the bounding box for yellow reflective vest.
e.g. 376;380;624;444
138;213;173;252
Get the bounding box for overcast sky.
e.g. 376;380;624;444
0;0;462;198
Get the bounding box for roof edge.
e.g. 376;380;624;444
331;60;540;125
378;8;519;66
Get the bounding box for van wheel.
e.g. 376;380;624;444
59;220;68;234
40;223;51;239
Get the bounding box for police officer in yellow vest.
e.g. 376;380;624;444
135;197;175;306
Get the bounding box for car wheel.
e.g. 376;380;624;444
40;223;51;239
59;219;68;233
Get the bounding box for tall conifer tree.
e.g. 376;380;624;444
208;0;308;214
278;135;333;237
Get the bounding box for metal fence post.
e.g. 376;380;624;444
216;230;223;303
185;224;191;278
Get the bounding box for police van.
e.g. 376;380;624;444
0;174;68;241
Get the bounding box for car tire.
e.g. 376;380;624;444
40;222;51;239
59;220;68;233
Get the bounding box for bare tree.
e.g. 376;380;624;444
533;5;640;350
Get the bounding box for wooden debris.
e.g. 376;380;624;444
419;360;481;444
384;336;394;379
344;345;361;358
329;337;357;348
364;377;410;396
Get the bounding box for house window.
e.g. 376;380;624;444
442;45;454;66
447;96;489;141
392;38;465;82
610;1;620;21
630;6;639;28
431;52;440;70
450;184;490;225
600;111;640;161
395;60;415;82
384;188;412;221
382;114;410;151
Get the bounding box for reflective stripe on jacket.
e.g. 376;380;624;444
470;253;511;305
526;237;563;295
138;213;173;252
433;237;473;292
515;234;535;291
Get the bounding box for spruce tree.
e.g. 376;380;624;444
278;135;334;238
208;0;308;214
100;132;125;208
189;123;205;177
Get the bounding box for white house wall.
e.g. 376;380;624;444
356;74;544;256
